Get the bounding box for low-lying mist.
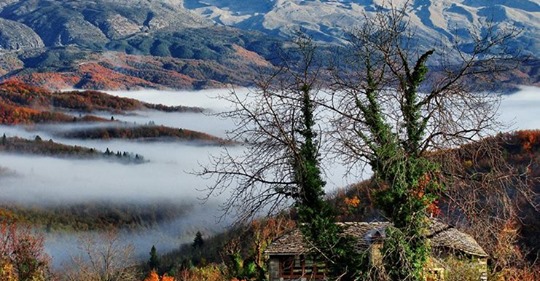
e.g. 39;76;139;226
499;86;540;130
0;88;245;268
1;86;539;268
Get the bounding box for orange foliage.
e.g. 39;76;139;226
231;45;270;67
143;270;160;281
344;196;361;208
143;270;176;281
161;274;175;281
426;200;441;217
0;80;51;97
516;130;540;152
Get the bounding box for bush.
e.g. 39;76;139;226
0;221;51;280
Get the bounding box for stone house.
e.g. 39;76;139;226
265;219;488;281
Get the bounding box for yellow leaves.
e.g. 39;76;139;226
336;195;362;219
178;265;226;281
0;260;17;281
344;196;360;208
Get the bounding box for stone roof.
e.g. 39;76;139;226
265;219;488;258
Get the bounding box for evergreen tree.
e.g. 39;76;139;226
1;133;6;145
192;231;204;249
148;245;160;271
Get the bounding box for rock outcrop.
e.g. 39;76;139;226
0;18;44;52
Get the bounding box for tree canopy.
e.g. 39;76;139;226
200;2;529;280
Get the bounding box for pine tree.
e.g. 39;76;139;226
192;231;204;249
148;245;160;271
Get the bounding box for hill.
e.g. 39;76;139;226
151;130;540;280
0;0;279;89
58;124;228;144
0;81;203;125
0;135;145;163
0;200;191;232
0;81;202;113
0;82;228;154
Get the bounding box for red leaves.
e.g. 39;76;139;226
0;221;50;280
516;130;540;152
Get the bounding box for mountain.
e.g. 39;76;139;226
0;0;279;89
0;0;538;90
184;0;540;57
0;0;209;48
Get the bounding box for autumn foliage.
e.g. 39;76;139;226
0;221;50;280
515;130;540;152
143;270;175;281
0;80;200;125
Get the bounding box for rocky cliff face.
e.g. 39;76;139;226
0;18;44;52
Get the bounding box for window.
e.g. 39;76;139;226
280;255;326;280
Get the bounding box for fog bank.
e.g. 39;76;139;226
499;86;540;130
1;85;539;268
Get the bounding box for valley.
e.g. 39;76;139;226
0;0;538;280
0;81;539;273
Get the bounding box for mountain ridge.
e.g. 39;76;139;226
0;0;538;90
183;0;540;57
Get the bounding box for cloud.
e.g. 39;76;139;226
498;86;540;130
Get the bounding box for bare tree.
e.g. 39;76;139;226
200;34;367;279
199;34;328;222
328;3;518;169
324;1;532;280
62;230;139;281
199;1;535;280
433;133;539;276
